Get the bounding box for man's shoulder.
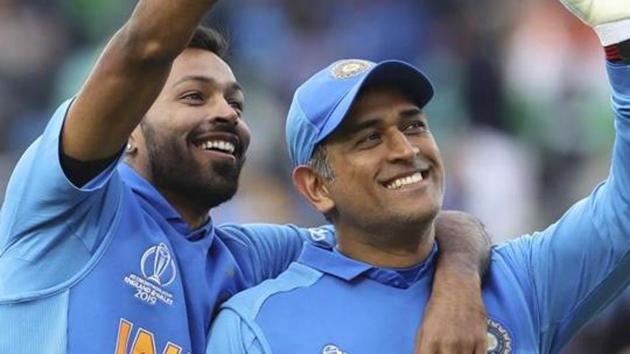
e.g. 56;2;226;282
486;234;540;281
221;262;323;320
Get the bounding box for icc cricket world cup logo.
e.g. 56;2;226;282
140;243;177;287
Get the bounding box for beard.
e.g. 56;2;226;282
142;122;244;209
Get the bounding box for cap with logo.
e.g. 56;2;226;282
285;59;435;167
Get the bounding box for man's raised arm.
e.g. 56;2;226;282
63;0;218;161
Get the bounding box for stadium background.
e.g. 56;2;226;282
0;0;627;352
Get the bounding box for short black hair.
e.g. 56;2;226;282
188;26;229;59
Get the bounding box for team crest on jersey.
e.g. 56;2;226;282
322;344;347;354
330;59;373;79
123;243;176;306
486;318;512;354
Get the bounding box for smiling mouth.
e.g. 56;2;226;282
383;170;430;190
191;136;240;158
197;139;236;155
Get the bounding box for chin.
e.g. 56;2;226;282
200;179;239;208
385;206;435;226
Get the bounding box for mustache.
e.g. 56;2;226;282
191;120;240;136
190;121;245;158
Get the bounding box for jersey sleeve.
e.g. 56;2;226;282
206;308;270;354
496;62;630;354
0;99;124;299
218;223;335;286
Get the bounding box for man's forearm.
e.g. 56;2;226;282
124;0;218;62
434;210;492;277
415;211;491;353
64;0;219;161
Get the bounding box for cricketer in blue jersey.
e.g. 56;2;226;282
207;1;630;353
0;1;494;354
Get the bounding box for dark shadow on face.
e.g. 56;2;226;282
141;120;245;209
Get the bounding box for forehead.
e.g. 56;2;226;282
167;48;237;87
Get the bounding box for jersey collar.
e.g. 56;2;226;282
298;242;438;288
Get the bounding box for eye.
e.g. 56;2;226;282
181;92;204;104
366;132;381;141
228;99;244;114
356;131;382;149
403;120;427;134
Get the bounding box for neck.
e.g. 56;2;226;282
335;221;435;268
129;161;211;230
159;189;211;230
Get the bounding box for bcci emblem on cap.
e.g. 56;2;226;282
330;59;373;79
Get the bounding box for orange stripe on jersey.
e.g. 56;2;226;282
115;319;133;354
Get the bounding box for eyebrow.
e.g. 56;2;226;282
345;108;423;134
400;107;423;118
344;118;382;136
172;75;243;94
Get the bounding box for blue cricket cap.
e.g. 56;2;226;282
286;59;434;166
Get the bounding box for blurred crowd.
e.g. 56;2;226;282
0;0;627;352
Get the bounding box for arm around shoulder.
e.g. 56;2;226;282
207;308;269;354
415;211;490;354
219;223;335;286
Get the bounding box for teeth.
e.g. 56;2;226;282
199;140;235;154
385;172;424;190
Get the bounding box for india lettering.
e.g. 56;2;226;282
115;318;183;354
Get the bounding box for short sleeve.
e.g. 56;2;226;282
207;308;269;354
0;99;124;299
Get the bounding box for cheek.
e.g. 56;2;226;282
145;107;185;133
331;160;376;196
237;121;252;150
423;138;442;164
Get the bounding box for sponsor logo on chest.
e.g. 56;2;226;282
124;243;177;306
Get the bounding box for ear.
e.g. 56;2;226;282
125;123;154;181
292;165;335;215
127;127;144;156
125;141;136;155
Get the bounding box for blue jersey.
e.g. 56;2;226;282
206;61;630;354
0;100;334;354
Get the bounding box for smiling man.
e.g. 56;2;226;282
207;0;630;353
0;1;493;354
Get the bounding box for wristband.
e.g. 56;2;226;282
605;39;630;64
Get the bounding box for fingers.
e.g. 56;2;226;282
416;329;487;354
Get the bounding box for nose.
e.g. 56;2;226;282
210;97;239;126
386;130;419;163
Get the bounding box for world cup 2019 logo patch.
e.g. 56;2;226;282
140;243;177;286
124;243;177;306
486;318;512;354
